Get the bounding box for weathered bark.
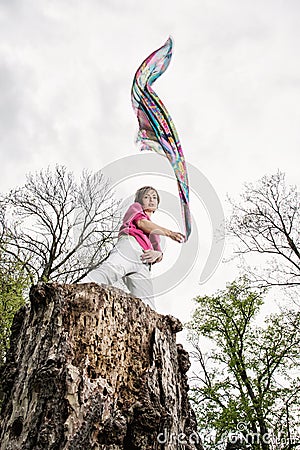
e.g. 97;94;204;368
0;283;203;450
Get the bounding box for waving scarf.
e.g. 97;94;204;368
131;37;191;241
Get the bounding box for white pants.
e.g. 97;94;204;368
81;235;155;309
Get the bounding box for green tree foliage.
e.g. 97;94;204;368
187;278;300;450
0;207;29;366
0;259;29;366
0;247;30;407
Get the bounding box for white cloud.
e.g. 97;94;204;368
0;0;299;325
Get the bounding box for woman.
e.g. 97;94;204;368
83;186;184;309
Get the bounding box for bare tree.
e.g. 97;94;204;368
1;165;121;283
227;171;300;289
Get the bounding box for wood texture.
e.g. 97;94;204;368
0;283;202;449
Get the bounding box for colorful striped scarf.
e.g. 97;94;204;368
131;37;191;241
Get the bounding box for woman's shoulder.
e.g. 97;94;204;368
123;202;147;221
130;202;143;210
124;202;143;214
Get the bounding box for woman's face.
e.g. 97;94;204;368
141;189;158;213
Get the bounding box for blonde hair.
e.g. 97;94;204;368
134;186;160;205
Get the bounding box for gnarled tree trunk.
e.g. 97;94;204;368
0;283;203;449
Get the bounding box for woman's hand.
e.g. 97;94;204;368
154;253;163;263
141;250;163;264
167;231;185;243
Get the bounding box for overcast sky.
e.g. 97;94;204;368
1;1;299;337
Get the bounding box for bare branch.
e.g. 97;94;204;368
227;171;300;290
2;165;121;283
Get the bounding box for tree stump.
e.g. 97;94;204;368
0;283;203;450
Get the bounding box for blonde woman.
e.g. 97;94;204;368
82;186;184;309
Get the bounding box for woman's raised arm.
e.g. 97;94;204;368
136;219;185;243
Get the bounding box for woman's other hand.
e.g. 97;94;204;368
141;250;163;264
